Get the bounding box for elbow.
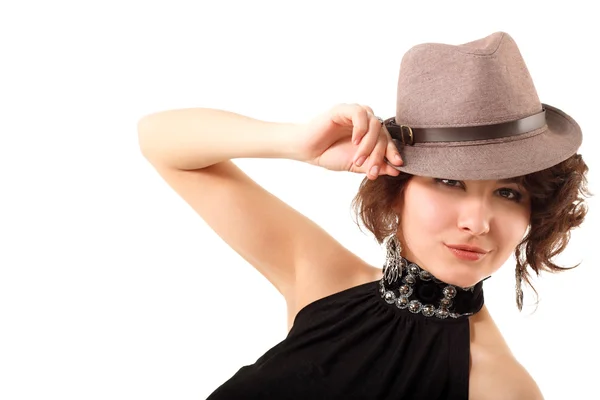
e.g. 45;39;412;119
137;114;161;160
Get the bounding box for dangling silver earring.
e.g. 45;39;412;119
383;234;404;285
515;264;524;311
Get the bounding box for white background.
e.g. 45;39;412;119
1;1;598;399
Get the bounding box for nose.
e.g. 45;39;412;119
457;197;491;236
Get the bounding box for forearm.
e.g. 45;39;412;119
137;108;304;170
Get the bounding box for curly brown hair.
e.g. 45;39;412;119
350;154;591;310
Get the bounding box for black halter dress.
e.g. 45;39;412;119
206;256;485;399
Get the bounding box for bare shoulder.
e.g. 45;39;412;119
504;360;544;400
470;355;543;400
469;307;544;399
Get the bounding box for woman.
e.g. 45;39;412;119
137;32;589;399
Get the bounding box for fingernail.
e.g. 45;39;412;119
395;154;403;164
355;155;366;167
370;165;379;176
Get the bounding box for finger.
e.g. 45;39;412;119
360;104;375;116
353;116;382;167
349;106;370;145
353;105;376;145
355;156;379;179
353;156;400;177
385;138;403;166
365;133;389;180
329;103;364;127
381;161;401;176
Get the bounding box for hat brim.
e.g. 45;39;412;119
388;104;582;180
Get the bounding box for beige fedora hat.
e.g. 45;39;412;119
383;31;582;180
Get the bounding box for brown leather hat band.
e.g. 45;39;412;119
384;109;547;146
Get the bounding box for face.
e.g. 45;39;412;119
395;176;531;288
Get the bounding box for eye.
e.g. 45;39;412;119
497;188;523;202
435;178;464;189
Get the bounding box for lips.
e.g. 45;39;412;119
445;244;489;254
445;244;489;261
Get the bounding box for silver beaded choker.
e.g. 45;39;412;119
379;256;484;319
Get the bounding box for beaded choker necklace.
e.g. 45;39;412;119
379;256;485;319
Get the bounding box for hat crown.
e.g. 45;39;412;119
396;32;542;128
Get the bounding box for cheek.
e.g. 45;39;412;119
495;208;530;246
402;187;454;237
